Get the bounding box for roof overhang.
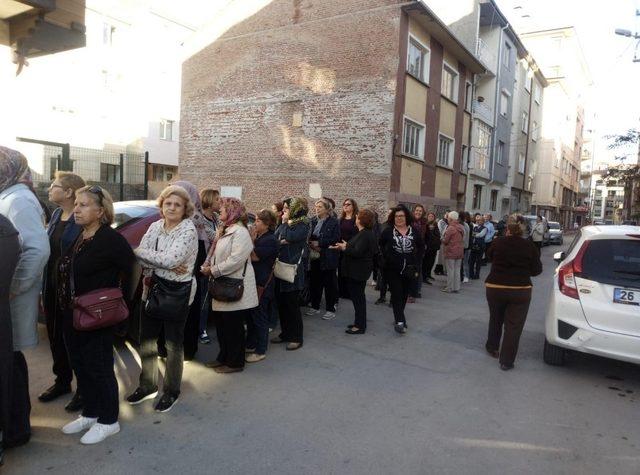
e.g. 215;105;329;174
403;1;487;75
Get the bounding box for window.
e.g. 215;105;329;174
532;121;538;141
442;63;459;102
403;118;425;159
525;73;532;92
49;156;59;180
407;36;430;82
437;134;454;168
581;240;640;287
100;163;119;183
554;154;560;168
476;121;491;171
103;23;115;46
490;190;498;211
461;145;469;173
160;119;174;141
464;81;472;112
503;43;512;69
500;91;509;116
473;184;483;209
518;153;525;174
552;181;557;197
521;111;529;134
534;85;541;104
496;141;505;165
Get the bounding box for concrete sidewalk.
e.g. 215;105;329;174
5;245;640;474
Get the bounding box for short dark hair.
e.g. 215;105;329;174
257;209;277;231
357;209;375;230
387;204;413;226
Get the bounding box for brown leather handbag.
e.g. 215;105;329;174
73;288;129;331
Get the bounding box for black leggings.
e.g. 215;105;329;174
277;289;303;344
386;270;413;325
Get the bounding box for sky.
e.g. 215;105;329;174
495;0;640;165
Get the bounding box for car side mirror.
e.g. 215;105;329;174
553;251;565;263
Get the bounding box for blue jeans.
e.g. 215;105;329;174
463;249;471;279
247;297;271;354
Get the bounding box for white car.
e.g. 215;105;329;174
544;225;640;366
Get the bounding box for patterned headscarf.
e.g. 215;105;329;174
285;197;309;227
0;146;34;194
173;180;214;245
220;197;246;227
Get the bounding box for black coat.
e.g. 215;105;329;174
379;225;424;272
67;224;135;298
252;230;278;299
341;228;378;282
310;215;340;270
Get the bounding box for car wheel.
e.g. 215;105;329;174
543;338;566;366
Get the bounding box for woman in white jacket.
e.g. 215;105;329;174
202;198;257;374
126;185;198;413
530;215;545;250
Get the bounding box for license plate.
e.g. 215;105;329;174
613;288;639;306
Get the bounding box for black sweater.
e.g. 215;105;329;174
70;224;135;297
486;236;542;286
341;228;378;282
379;225;424;272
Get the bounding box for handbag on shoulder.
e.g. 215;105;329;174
274;248;304;284
73;287;129;331
208;260;247;303
145;273;192;320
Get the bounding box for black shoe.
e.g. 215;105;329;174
154;393;179;413
394;323;407;334
64;392;84;412
345;328;365;334
374;298;386;305
424;280;432;285
38;383;71;402
500;364;514;371
126;387;159;405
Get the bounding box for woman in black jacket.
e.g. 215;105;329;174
379;205;424;334
422;212;440;285
485;216;542;371
58;186;135;445
331;209;378;334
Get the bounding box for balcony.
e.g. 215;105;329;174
476;38;496;74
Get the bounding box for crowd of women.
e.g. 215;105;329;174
0;145;542;458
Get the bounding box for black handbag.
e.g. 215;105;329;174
145;274;192;321
401;263;420;280
208;260;247;303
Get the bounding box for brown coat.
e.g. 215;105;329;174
442;221;464;260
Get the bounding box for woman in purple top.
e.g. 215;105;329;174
338;198;359;299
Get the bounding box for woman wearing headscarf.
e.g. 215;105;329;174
271;197;310;351
0;147;50;449
170;180;213;360
202;198;258;373
0;214;21;463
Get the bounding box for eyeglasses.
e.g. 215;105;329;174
88;186;105;206
343;203;352;207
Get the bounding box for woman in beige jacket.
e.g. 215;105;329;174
201;198;257;373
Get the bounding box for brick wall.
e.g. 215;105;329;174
180;0;407;215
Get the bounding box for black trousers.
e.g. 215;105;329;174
309;260;337;312
469;250;483;279
278;289;303;344
67;315;118;424
423;249;437;280
347;279;367;330
485;287;532;367
337;254;350;299
44;298;74;388
214;310;248;369
377;267;388;300
386;270;412;325
1;352;30;447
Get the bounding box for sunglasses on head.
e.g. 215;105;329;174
88;186;105;205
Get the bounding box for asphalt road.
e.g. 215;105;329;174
6;243;640;474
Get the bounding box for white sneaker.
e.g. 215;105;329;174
463;277;469;283
246;353;266;363
62;416;97;435
304;308;320;316
321;311;336;320
80;422;120;445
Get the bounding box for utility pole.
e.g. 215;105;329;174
615;9;640;62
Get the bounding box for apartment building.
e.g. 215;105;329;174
521;27;592;227
591;171;626;224
179;0;485;214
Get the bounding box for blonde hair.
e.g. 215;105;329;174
157;185;195;220
76;185;115;225
200;188;219;210
54;171;86;198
